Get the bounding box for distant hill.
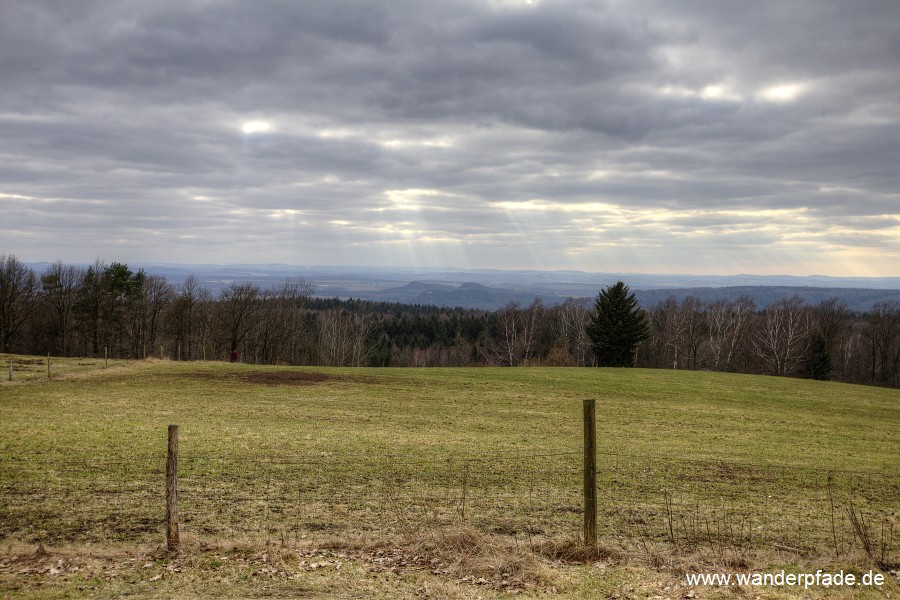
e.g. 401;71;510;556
22;261;900;312
331;281;900;313
632;286;900;312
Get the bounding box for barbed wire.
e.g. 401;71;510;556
2;445;897;563
2;447;894;476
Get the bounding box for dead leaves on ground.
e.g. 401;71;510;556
0;537;547;594
1;548;138;582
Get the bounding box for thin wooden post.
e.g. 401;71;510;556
583;398;597;547
104;346;108;368
461;462;469;522
166;424;180;551
47;353;51;379
7;359;12;381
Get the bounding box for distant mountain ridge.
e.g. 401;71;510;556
632;286;900;312
22;262;900;312
350;281;900;312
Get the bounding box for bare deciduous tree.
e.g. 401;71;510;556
169;275;202;360
279;277;315;364
557;297;591;366
815;298;851;348
659;298;689;369
40;260;82;355
752;296;810;376
218;282;266;358
707;297;754;371
681;297;706;369
194;287;215;361
866;301;900;386
143;275;174;357
0;254;36;353
484;299;545;366
807;297;851;381
317;309;375;366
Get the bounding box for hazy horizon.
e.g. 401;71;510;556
15;257;900;281
16;258;900;291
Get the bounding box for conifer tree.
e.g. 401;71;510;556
586;281;649;367
803;332;833;380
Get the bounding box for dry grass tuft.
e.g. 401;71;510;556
532;536;620;564
411;526;554;589
323;526;556;591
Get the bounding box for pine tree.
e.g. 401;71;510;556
802;332;833;380
586;281;649;367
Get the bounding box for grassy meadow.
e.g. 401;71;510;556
1;357;898;598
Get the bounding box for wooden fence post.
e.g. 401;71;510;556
8;359;11;382
166;424;180;551
583;398;597;547
47;353;51;379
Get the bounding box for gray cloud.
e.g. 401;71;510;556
1;0;898;275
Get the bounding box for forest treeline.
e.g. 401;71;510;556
1;254;898;388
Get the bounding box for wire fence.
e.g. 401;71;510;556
1;445;897;566
597;451;899;564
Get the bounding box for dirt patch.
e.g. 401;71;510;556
246;371;349;386
672;460;776;486
183;370;382;387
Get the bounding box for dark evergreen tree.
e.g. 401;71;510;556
803;332;833;381
586;281;649;367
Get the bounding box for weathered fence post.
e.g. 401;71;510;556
461;462;469;522
166;424;180;551
47;353;51;379
583;398;597;547
104;346;108;368
7;359;11;381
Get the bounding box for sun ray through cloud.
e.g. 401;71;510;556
0;0;896;276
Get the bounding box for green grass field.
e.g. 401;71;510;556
1;357;898;598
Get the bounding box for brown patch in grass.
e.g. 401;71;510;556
246;371;339;385
674;460;777;486
325;526;555;592
13;358;44;366
246;371;377;386
183;370;383;387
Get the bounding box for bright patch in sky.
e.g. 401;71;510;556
700;85;740;101
242;120;271;134
761;84;805;102
655;83;740;101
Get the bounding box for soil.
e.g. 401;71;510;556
183;370;383;387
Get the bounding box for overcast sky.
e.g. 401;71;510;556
1;0;898;276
